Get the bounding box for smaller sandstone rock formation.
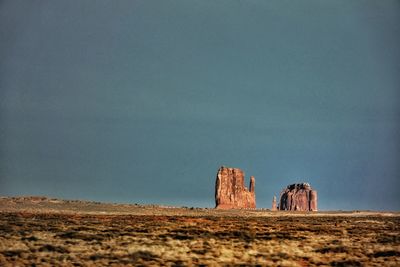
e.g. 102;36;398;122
215;166;256;209
279;183;318;211
271;195;277;211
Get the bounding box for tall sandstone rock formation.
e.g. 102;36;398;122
215;166;256;209
279;183;317;211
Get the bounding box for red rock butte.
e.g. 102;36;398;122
215;166;256;209
279;183;318;211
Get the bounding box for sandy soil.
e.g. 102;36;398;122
0;197;399;266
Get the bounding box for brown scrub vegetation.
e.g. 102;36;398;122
0;197;399;266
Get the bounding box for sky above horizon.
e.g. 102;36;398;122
1;1;399;210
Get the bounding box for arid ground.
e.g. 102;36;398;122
0;197;399;266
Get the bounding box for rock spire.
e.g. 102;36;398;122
272;195;278;211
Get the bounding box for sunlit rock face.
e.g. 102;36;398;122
279;183;318;211
215;166;256;209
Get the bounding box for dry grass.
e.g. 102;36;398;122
0;197;399;266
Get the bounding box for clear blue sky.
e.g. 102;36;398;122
1;1;399;210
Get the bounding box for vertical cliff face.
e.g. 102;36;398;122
279;183;318;211
309;190;318;211
215;166;256;209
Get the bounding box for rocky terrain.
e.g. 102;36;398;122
215;166;256;209
0;197;399;266
279;183;318;211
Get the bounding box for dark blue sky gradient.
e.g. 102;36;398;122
1;1;399;210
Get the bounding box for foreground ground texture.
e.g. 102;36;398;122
0;197;399;266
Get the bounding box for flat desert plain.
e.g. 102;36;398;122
0;197;399;266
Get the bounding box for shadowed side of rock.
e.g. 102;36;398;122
215;166;256;209
279;183;318;211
